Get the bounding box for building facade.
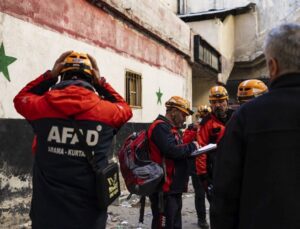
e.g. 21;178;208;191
0;0;193;226
166;0;300;104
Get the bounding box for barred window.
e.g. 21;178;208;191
125;70;142;107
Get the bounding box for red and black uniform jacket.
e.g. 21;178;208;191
182;123;206;176
182;123;197;143
14;71;132;228
196;111;233;176
148;115;197;193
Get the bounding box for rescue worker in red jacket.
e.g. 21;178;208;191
196;86;233;202
183;105;211;143
148;96;200;229
14;51;132;229
183;105;211;229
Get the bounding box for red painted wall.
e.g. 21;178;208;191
0;0;190;76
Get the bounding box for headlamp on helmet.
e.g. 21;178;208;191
209;86;229;102
165;96;194;115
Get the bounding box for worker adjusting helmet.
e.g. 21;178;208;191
209;86;229;102
197;105;212;118
237;79;268;104
165;96;194;115
60;51;93;82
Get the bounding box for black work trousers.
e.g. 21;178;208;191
149;192;183;229
191;174;207;222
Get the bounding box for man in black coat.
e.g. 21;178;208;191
210;23;300;229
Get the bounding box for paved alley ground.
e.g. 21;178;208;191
1;181;210;229
107;191;210;229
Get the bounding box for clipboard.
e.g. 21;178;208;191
190;143;217;157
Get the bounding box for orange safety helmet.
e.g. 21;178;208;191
209;86;229;102
237;79;268;104
165;96;194;115
197;105;212;118
60;51;93;77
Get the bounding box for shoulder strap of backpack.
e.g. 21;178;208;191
147;119;167;179
147;119;164;138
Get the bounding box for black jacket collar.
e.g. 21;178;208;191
52;79;95;91
270;72;300;90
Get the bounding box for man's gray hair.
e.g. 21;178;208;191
263;23;300;73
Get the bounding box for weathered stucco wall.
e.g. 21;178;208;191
0;0;192;121
188;19;220;50
177;0;299;88
182;0;252;14
233;1;300;63
234;11;259;62
218;15;235;83
160;0;178;13
188;16;235;83
98;0;191;55
192;76;216;110
183;0;300;62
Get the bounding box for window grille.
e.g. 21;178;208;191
125;70;142;107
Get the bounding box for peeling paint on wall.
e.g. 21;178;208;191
0;0;191;77
99;0;191;53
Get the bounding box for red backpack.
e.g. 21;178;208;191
118;121;164;196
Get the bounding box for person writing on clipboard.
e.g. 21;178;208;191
148;96;201;229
